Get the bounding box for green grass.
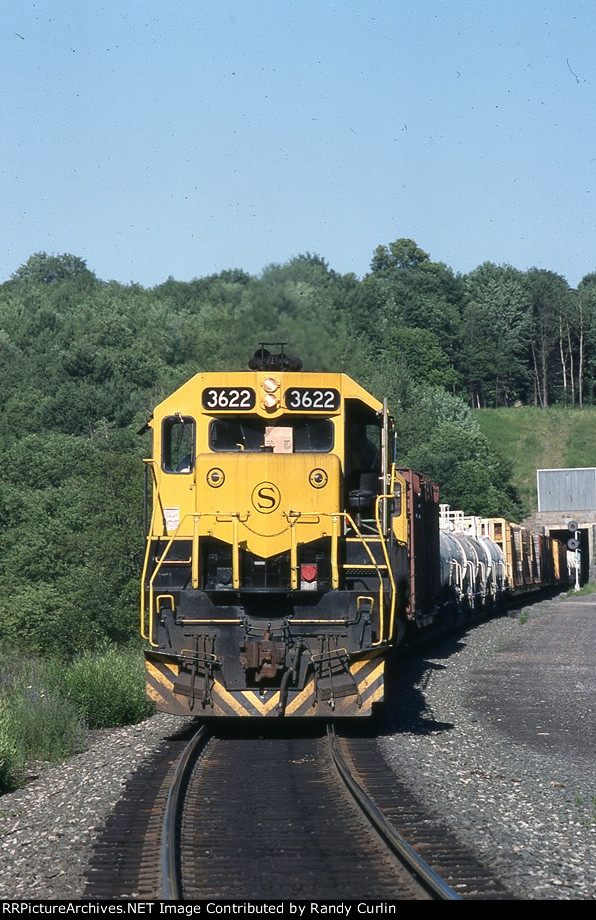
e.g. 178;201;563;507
0;657;86;791
57;644;154;730
474;407;596;512
0;644;154;793
569;582;596;596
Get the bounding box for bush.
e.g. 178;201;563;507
1;685;86;762
0;645;153;793
58;644;154;729
0;656;86;792
0;729;22;793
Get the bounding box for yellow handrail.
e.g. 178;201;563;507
140;459;161;642
142;494;399;649
191;516;200;588
374;492;397;644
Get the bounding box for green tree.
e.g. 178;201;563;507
365;239;465;383
370;239;430;272
577;275;596;405
0;434;143;656
526;269;570;408
462;263;530;407
391;384;524;519
10;252;96;286
404;422;523;519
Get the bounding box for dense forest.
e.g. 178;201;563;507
1;240;595;655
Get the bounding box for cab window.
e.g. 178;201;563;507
208;417;334;453
344;402;381;493
292;418;334;452
162;416;195;472
208;417;264;451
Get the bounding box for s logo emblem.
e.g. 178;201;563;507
251;482;281;514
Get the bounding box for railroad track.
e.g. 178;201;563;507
158;724;427;900
84;719;515;900
326;726;457;901
156;723;514;901
333;729;515;900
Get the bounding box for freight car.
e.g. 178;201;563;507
140;345;570;718
437;506;574;613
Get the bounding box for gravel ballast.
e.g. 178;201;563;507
378;594;596;900
0;713;188;900
0;594;594;901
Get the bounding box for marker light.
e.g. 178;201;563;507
300;563;318;591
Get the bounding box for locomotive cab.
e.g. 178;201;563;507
344;402;383;525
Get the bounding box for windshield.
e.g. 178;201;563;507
208;417;334;452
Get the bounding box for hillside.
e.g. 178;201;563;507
474;407;596;513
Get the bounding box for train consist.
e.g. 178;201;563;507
140;345;572;718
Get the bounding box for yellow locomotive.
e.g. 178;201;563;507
140;345;570;719
141;344;415;718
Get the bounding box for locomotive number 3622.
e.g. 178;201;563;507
202;387;256;409
285;387;340;411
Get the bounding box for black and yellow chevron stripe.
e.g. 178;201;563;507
145;652;385;718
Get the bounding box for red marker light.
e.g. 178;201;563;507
301;564;317;583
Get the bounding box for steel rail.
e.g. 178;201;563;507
161;724;211;900
327;724;461;901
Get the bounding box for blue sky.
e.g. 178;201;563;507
2;0;594;287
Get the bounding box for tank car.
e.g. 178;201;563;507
438;508;571;611
140;345;570;719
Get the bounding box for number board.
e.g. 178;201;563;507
284;387;340;411
202;387;256;410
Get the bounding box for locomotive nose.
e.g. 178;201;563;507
196;451;341;562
